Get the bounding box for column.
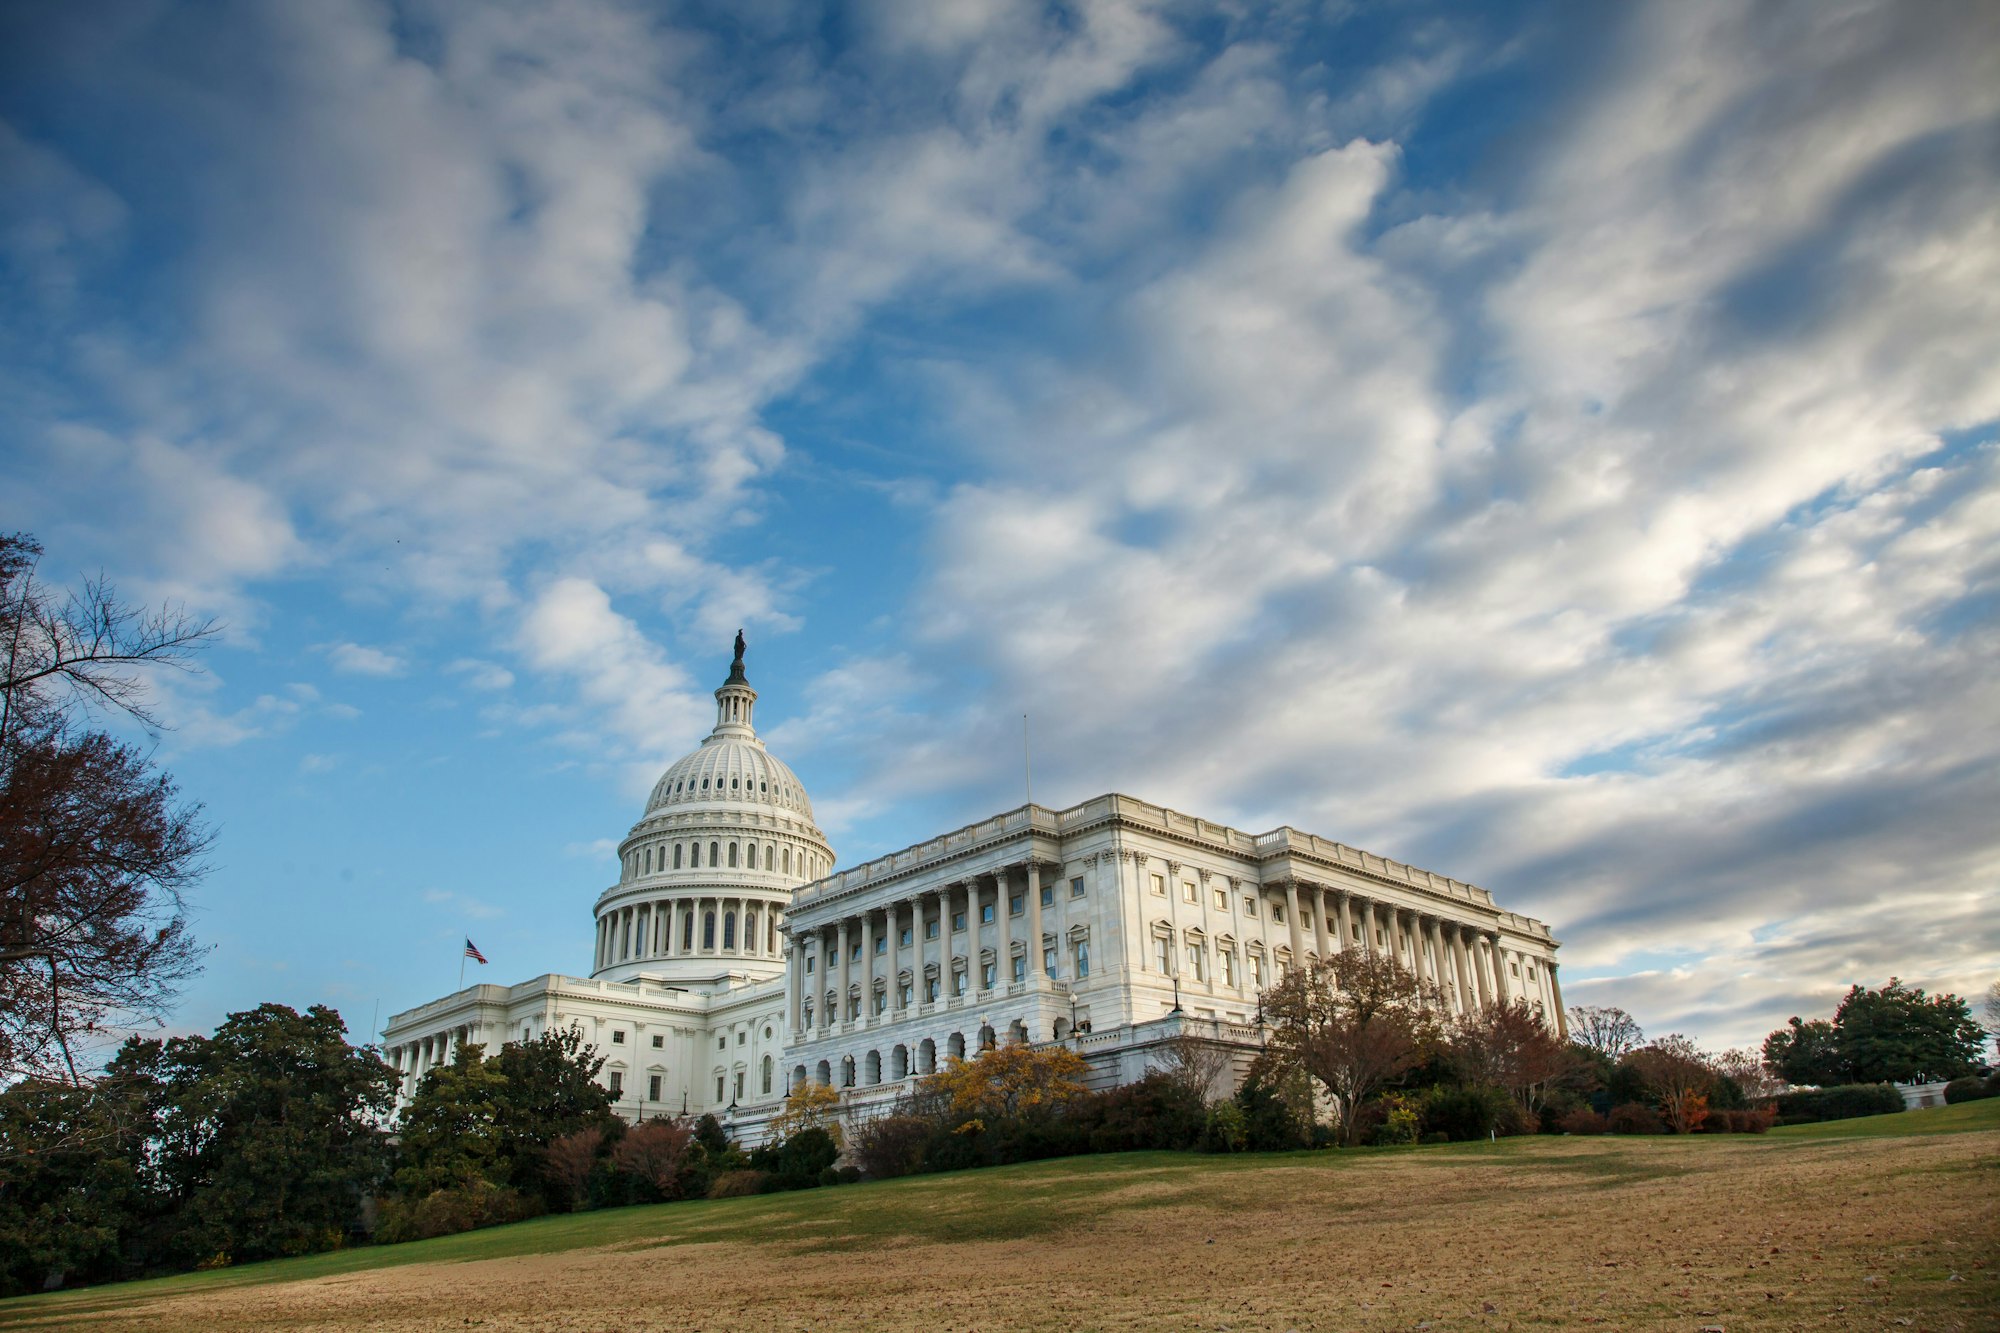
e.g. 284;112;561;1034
1357;898;1376;956
820;925;836;1030
1549;962;1569;1038
1450;925;1476;1014
888;899;903;1011
1491;935;1513;1004
1027;862;1045;983
996;865;1015;988
968;878;985;995
786;938;801;1031
862;908;876;1021
1310;885;1330;960
1284;879;1305;970
837;918;852;1024
1431;917;1455;1011
1330;890;1348;955
1118;850;1146;976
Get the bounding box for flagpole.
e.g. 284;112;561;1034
459;946;466;991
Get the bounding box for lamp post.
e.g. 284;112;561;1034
1171;975;1183;1014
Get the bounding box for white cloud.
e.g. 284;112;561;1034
447;658;515;691
324;642;407;677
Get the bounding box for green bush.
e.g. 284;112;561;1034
1422;1085;1515;1142
374;1182;540;1243
1942;1076;1995;1104
705;1170;770;1198
1771;1083;1904;1124
1201;1100;1248;1153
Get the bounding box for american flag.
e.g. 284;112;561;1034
464;938;488;965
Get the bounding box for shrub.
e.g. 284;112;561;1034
1236;1073;1311;1152
1201;1100;1248;1153
1421;1085;1514;1142
848;1113;933;1179
1772;1083;1904;1124
1607;1102;1664;1134
1079;1073;1206;1153
1369;1095;1421;1146
770;1126;841;1190
705;1170;770;1199
1557;1107;1609;1135
1942;1076;1993;1104
375;1182;540;1243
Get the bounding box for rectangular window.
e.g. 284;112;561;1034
1302;910;1313;930
1272;905;1286;924
874;936;886;954
952;911;967;931
611;1030;625;1044
737;1031;746;1045
1186;943;1205;981
1155;937;1171;972
847;997;860;1019
926;920;939;939
926;977;940;1001
1040;884;1054;907
651;1034;664;1048
1243;896;1258;916
1011;956;1026;982
1251;954;1266;986
1182;881;1197;904
953;970;967;996
1074;942;1090;978
1009;894;1024;916
1213;888;1228;909
1070;876;1085;898
717;1036;726;1050
900;983;913;1006
1043;947;1057;978
982;962;997;987
981;903;996;924
874;992;887;1014
1150;873;1166;896
609;1072;623;1095
716;1076;725;1101
1222;950;1236;986
735;1071;745;1099
805;956;815;973
851;942;862;960
899;927;912;947
648;1074;662;1100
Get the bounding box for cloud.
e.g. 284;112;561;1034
447;658;515;691
324;642;407;677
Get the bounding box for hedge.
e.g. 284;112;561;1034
1771;1083;1904;1124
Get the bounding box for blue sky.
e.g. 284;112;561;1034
2;0;1995;1059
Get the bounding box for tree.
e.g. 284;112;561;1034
610;1118;696;1199
1567;1005;1643;1059
1448;999;1574;1117
395;1027;616;1207
1762;979;1986;1087
1623;1036;1714;1134
0;1074;152;1294
111;1004;396;1266
1834;979;1984;1083
768;1081;844;1146
1;533;215;1082
543;1125;606;1211
921;1044;1091;1123
1985;980;2000;1059
1762;1016;1845;1087
1154;1028;1234;1105
1261;950;1444;1146
1711;1047;1785;1101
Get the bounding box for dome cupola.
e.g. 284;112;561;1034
592;634;833;988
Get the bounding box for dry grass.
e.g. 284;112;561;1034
5;1106;1996;1332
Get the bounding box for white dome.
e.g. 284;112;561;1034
645;738;813;819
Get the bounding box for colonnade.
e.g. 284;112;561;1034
384;1025;471;1095
786;859;1068;1036
595;894;782;971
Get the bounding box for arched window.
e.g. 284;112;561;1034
709;841;719;866
743;909;757;952
816;1059;831;1086
674;843;683;869
745;843;757;870
723;911;736;950
682;910;694;951
783;847;791;873
765;843;775;870
864;1050;881;1085
947;1032;965;1060
690;842;700;868
761;1055;773;1094
644;847;652;873
703;912;716;950
729;842;739;868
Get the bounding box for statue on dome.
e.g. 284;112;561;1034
733;628;746;666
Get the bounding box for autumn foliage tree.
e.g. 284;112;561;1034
1448;999;1574;1117
1261;950;1445;1145
1;533;215;1082
1624;1035;1715;1134
921;1042;1091;1123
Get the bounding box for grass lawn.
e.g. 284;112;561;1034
3;1097;1995;1331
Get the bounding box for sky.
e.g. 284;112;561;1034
2;0;1995;1062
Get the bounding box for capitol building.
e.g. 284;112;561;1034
382;642;1565;1142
